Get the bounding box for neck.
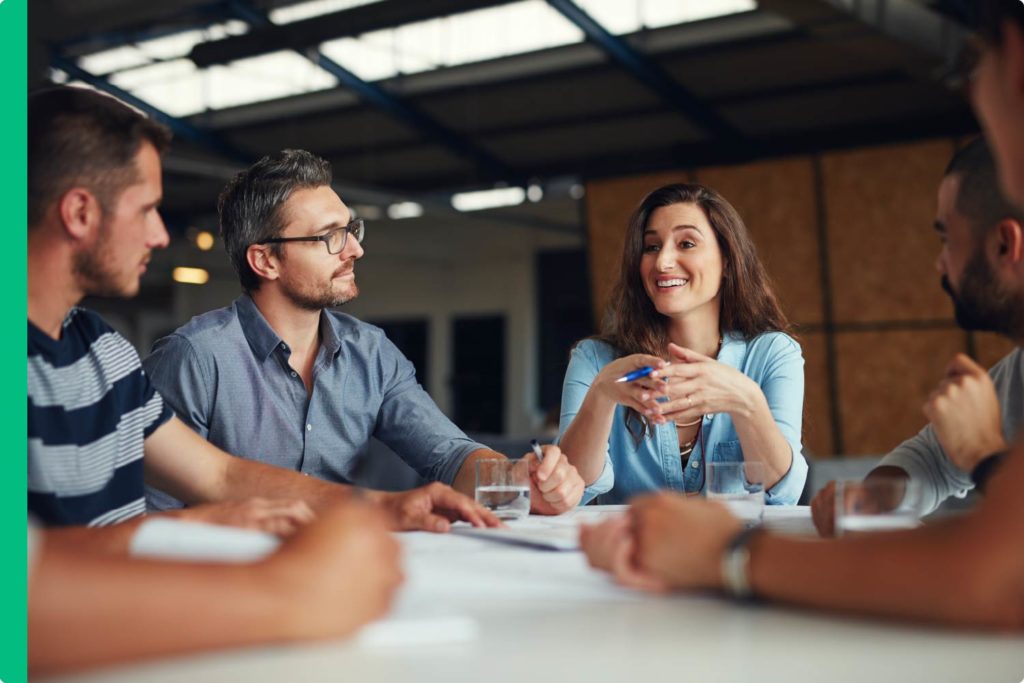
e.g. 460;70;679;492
27;233;84;339
249;287;322;357
665;303;722;358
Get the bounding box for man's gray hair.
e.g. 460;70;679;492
218;149;333;291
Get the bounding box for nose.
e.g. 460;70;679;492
345;234;365;260
150;211;170;250
655;244;674;271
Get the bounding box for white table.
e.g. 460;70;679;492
50;507;1024;683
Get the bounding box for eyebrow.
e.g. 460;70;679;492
313;219;347;235
643;224;704;236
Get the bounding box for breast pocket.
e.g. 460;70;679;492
712;439;744;464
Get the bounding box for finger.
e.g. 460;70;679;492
415;512;452;533
947;352;984;378
536;459;569;493
667;343;710;363
535;446;561;481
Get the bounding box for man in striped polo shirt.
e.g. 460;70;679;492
28;86;499;547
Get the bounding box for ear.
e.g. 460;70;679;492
57;188;103;242
993;218;1023;267
246;243;280;283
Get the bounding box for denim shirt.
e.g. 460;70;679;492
142;294;485;509
558;332;807;505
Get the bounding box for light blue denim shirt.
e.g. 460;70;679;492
558;332;807;505
142;294;486;509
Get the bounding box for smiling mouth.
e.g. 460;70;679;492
656;278;688;289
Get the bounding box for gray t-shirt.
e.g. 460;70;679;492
878;347;1023;514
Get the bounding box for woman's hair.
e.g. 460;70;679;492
594;182;790;440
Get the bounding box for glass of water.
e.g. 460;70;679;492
834;478;923;535
706;461;765;523
475;458;531;521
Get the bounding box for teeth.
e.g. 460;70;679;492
658;279;687;287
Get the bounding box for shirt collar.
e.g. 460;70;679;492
715;331;747;370
234;294;345;362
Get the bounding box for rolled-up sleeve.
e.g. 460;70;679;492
373;337;485;486
760;336;808;505
878;425;973;515
557;341;614;504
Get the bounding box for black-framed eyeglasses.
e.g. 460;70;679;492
256;218;365;255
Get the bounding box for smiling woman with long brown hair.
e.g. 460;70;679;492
558;183;807;504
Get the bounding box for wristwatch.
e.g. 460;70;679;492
721;526;762;600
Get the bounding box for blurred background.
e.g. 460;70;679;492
28;0;1015;495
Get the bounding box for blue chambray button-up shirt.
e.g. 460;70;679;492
142;294;486;510
558;332;808;505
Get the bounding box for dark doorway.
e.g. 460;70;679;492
536;250;595;415
369;319;430;392
451;316;505;434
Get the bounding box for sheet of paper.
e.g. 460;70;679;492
130;518;280;563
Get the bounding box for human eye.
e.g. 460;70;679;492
642;243;659;253
679;239;696;249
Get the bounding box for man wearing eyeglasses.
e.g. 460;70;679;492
143;149;585;516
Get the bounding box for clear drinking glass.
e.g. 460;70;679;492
834;478;924;535
475;458;531;520
706;461;765;523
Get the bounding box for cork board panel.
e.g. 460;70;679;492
696;157;823;326
822;139;956;323
973;332;1018;369
585;171;692;324
798;331;834;457
835;329;966;455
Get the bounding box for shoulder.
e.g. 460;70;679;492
157;305;243;358
989;347;1023;384
744;331;802;358
573;338;616;359
65;308;138;358
324;309;385;341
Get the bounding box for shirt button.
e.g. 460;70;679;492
691;460;700;469
291;371;298;378
306;423;312;432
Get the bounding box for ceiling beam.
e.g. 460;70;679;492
545;0;748;145
190;0;515;67
223;0;519;183
50;52;251;163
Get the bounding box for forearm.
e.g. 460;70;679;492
747;519;1024;629
43;517;147;556
29;546;297;676
730;390;793;489
452;448;505;497
559;390;617;485
222;456;351;512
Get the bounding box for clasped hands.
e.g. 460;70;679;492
596;342;757;424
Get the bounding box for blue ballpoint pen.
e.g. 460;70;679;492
614;366;655;383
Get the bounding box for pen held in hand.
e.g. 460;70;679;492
530;439;544;463
615;366;655;383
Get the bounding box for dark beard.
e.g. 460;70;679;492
940;246;1023;336
73;221;128;298
282;279;358;311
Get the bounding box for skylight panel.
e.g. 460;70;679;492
270;0;383;25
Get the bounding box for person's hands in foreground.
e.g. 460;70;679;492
267;501;403;640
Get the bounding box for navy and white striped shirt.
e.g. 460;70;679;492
28;308;172;527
